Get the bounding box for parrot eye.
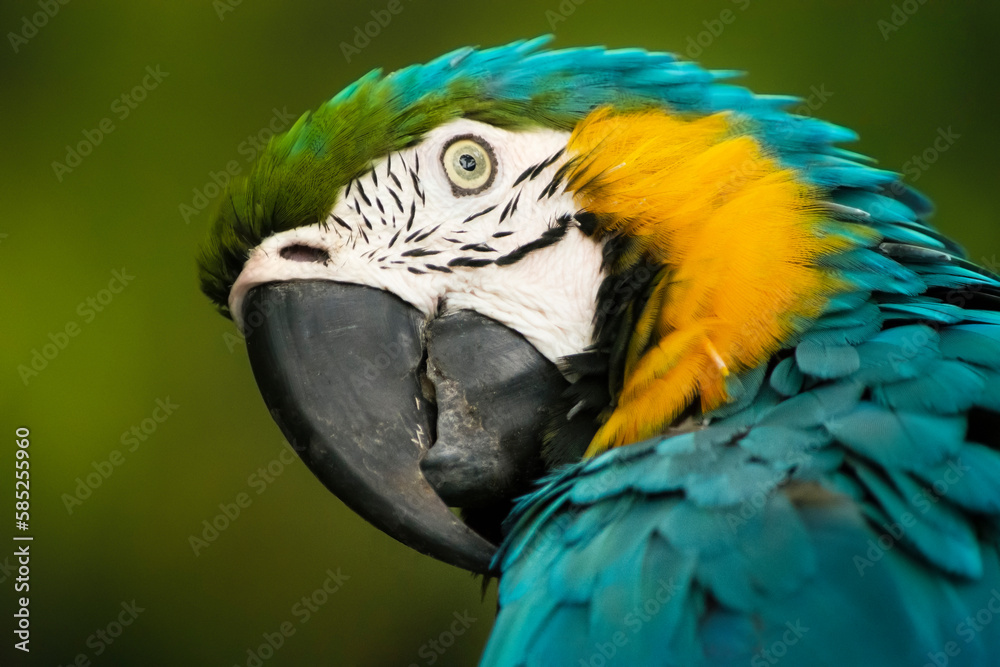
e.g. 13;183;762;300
440;134;496;195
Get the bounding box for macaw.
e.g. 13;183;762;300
199;37;1000;666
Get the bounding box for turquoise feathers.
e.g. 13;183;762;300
488;299;1000;664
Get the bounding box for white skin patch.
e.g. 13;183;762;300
229;119;605;363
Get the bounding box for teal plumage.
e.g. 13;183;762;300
488;312;1000;664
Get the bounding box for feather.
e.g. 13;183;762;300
769;356;804;396
853;462;982;578
827;403;964;469
871;360;986;413
795;340;861;378
939;324;1000;367
912;443;1000;514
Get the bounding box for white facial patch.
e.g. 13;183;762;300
229;119;606;363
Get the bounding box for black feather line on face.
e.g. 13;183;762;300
447;256;493;268
493;214;572;267
531;148;565;180
540;159;575;200
425;264;453;273
460;243;496;253
415;225;440;243
386;153;403;189
409;169;424;203
405;202;416;231
499;198;514;223
356;180;372;207
512;163;536;187
463;204;497;224
512;148;565;187
388;188;404;212
332;215;352;232
400;248;441;257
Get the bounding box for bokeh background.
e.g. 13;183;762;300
2;1;999;665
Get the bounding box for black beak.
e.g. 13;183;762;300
243;281;566;573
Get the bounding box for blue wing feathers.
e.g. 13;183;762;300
826;404;965;468
488;313;1000;665
913;444;1000;514
871;360;986;413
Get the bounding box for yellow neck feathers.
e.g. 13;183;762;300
567;109;861;455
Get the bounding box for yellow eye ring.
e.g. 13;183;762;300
440;135;497;195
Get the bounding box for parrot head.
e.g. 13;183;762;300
199;37;868;572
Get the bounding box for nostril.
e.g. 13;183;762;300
279;244;330;263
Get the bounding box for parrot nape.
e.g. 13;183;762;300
199;37;1000;666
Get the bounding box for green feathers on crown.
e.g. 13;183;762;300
196;37;636;315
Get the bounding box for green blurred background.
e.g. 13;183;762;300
2;1;998;665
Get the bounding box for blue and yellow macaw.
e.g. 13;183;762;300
199;37;1000;665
